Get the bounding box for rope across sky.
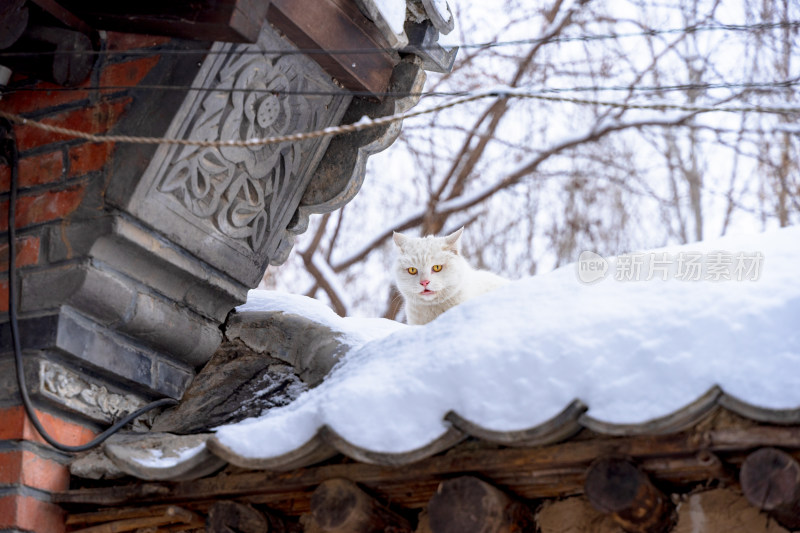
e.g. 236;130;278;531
0;91;798;148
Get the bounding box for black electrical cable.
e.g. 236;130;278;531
2;123;178;454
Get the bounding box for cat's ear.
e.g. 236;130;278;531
443;227;464;253
393;231;409;250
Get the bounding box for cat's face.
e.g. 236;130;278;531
393;228;466;305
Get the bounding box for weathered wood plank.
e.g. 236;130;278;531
58;427;800;514
29;0;92;34
68;505;201;533
67;505;201;526
267;0;397;97
56;0;268;43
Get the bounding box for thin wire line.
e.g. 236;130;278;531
2;80;798;100
0;92;797;149
0;21;797;58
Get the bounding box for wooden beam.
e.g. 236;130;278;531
267;0;397;98
56;0;268;43
304;478;412;533
740;447;800;530
57;427;800;515
425;476;535;533
67;505;202;527
208;501;283;533
68;506;202;533
584;457;674;533
30;0;93;35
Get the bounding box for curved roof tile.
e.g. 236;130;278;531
75;387;800;481
578;386;723;436
444;399;588;447
70;226;800;481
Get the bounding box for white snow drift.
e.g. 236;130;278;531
215;226;800;459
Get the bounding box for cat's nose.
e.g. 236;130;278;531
420;279;430;287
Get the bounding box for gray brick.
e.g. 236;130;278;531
67;266;137;327
153;358;194;400
20;263;85;313
56;309;153;391
122;291;221;367
0;314;59;353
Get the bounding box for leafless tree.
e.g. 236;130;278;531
264;0;799;320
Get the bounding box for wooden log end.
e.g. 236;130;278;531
741;447;800;530
741;447;800;510
585;457;645;513
207;501;274;533
426;476;535;533
585;457;674;533
309;478;412;533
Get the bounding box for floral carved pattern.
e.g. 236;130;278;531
39;362;153;429
158;49;337;252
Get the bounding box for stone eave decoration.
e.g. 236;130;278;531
0;0;448;422
0;4;457;532
123;29;354;286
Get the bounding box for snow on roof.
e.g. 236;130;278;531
358;0;456;50
237;290;405;348
213;225;800;463
373;0;408;35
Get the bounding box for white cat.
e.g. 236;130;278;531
392;228;508;325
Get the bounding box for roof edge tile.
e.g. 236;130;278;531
579;386;724;436
444;399;588;447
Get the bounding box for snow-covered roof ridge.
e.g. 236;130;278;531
208;225;800;468
236;290;406;350
70;226;800;480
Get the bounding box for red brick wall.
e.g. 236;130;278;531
0;32;167;533
0;31;166;304
0;407;95;533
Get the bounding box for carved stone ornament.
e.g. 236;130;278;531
39;361;153;429
127;24;352;286
157;54;324;253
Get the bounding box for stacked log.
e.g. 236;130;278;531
422;476;536;533
61;442;800;533
584;457;675;533
740;447;800;530
303;478;412;533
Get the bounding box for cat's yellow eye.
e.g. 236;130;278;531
432;264;443;272
407;267;418;275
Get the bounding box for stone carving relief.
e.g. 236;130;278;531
39;361;153;429
129;24;351;284
150;34;350;258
